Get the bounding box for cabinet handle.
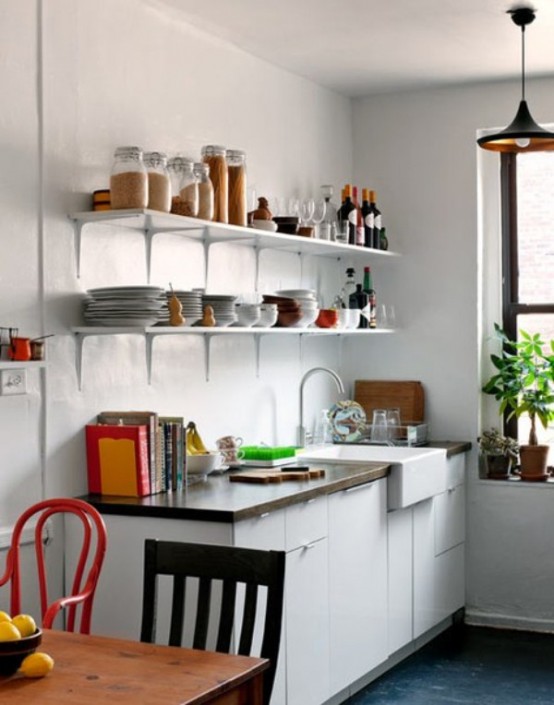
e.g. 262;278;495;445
447;487;456;494
344;483;374;494
304;498;316;505
301;542;316;550
259;512;270;519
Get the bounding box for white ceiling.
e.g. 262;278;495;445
154;0;554;97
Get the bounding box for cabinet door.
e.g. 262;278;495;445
286;537;330;705
413;498;436;638
435;543;465;623
434;484;465;555
328;479;388;695
387;507;413;655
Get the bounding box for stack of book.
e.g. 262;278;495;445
85;411;185;497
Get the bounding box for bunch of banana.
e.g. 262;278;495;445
186;422;209;455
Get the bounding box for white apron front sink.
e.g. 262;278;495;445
299;445;448;509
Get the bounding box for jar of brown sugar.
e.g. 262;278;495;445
227;149;247;227
110;146;148;209
193;162;214;221
143;151;171;212
201;145;228;223
167;157;198;217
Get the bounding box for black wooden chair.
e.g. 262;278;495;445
140;539;286;705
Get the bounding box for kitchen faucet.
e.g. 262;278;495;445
298;367;345;447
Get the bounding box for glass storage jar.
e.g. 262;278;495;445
167;157;198;217
143;151;171;212
227;149;247;227
193;162;214;221
110;146;148;210
201;145;228;223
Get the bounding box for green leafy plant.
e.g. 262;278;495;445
482;324;554;446
477;428;519;458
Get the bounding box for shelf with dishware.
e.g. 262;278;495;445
71;325;394;389
68;208;400;281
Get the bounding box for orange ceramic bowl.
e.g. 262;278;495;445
315;309;339;328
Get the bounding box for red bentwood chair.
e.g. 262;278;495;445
0;497;107;633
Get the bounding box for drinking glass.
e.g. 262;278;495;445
336;220;349;244
386;408;401;442
300;198;315;226
371;409;388;443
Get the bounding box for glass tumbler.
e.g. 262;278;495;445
371;409;388;443
386;408;401;443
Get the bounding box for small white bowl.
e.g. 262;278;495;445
187;452;224;478
252;219;278;232
291;308;319;328
254;310;279;328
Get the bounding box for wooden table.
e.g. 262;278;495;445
0;629;268;704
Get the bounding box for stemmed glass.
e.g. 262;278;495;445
300;198;315;226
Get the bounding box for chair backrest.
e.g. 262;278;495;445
140;539;285;705
0;497;107;634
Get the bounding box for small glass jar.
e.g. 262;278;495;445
201;145;228;223
110;146;148;210
143;151;171;212
193;162;214;221
167;157;198;217
227;149;247;227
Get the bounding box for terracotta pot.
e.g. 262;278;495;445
519;444;550;481
485;454;513;480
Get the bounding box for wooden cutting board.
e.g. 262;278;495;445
229;468;325;483
354;380;425;424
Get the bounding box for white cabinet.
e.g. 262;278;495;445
328;478;388;696
387;507;413;655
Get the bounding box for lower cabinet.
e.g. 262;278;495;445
327;478;388;696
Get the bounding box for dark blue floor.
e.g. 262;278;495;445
345;625;554;704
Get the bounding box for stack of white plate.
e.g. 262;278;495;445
158;290;203;326
83;286;166;326
201;294;238;327
275;289;319;328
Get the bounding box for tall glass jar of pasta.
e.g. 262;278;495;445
201;145;228;223
227;149;247;227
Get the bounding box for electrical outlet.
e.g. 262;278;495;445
0;368;28;396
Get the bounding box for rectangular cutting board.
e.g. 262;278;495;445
229;468;325;483
354;380;425;424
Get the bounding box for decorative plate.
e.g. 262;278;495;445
328;400;367;443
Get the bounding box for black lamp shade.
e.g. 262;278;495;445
478;100;554;152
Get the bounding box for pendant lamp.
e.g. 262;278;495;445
477;7;554;153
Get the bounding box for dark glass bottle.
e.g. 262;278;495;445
369;190;382;249
349;284;369;329
362;266;377;328
340;267;357;308
352;186;364;246
361;188;373;248
337;184;356;245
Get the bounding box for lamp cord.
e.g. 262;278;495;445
521;25;526;101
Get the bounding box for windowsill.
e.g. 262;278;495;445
477;476;554;487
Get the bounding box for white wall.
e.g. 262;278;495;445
352;77;554;630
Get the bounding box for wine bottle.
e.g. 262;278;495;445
352;186;364;246
362;265;377;328
349;284;369;329
340;267;357;308
361;188;373;248
337;184;356;245
369;190;382;249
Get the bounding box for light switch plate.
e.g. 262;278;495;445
0;368;28;395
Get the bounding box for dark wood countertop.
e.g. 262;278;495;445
83;441;471;523
84;462;390;523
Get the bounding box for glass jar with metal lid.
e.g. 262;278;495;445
167;157;198;217
143;151;171;212
227;149;247;227
201;145;228;223
193;162;214;221
110;146;148;210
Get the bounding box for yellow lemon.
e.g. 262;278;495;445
19;652;54;678
12;614;37;638
0;610;12;623
0;621;21;641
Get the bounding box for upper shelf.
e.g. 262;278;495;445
68;209;400;278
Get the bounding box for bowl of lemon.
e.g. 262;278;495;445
0;611;53;677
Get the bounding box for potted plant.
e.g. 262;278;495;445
482;324;554;481
477;428;519;479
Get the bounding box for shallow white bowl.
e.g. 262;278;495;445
187;452;224;476
275;289;317;298
291;308;319;328
252;219;278;232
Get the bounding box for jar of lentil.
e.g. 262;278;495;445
201;145;228;223
143;151;171;212
167;157;198;217
226;149;248;227
193;162;214;221
110;146;148;210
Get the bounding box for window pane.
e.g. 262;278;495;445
517;153;554;304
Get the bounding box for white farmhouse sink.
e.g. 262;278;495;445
299;445;448;509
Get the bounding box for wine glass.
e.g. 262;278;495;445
300;198;315;226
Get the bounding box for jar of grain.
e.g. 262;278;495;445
110;146;148;210
143;151;171;212
167;157;198;217
226;149;247;227
193;162;214;221
201;145;228;224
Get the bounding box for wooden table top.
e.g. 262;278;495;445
0;629;268;704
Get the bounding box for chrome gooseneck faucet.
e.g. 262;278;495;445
298;367;345;447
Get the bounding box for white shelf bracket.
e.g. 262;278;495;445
254;333;262;377
74;332;85;390
299;333;305;367
71;219;85;279
204;333;213;382
254;246;261;293
145;333;154;384
144;229;156;283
